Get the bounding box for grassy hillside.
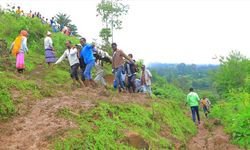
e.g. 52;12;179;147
209;52;250;149
0;10;197;149
210;91;250;149
0;11;79;119
54;100;196;149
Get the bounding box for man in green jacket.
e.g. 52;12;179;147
186;88;200;125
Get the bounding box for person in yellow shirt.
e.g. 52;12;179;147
200;96;210;118
16;6;23;15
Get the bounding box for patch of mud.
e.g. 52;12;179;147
104;74;114;85
122;131;149;150
187;120;244;150
0;86;153;150
0;90;96;150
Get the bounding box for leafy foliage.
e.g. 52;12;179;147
96;0;129;30
99;28;112;46
55;13;78;36
210;91;250;149
97;0;129;49
55;13;71;30
149;63;218;91
212;51;250;96
151;70;186;101
210;51;250;149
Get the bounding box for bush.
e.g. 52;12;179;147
210;91;250;149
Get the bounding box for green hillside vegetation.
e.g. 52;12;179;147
1;6;249;149
210;51;250;149
54;100;196;149
149;63;220;104
149;51;250;149
0;11;79;119
53;72;196;149
0;10;197;149
149;63;218;91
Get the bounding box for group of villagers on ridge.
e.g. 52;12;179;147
9;6;212;125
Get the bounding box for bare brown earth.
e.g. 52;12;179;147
187;119;245;150
0;67;244;150
0;86;245;150
0;86;152;150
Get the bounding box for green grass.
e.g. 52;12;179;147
0;72;43;119
0;90;15;119
54;101;196;149
0;11;80;119
210;91;250;149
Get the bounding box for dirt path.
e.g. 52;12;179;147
0;90;96;150
0;85;151;150
187;120;244;150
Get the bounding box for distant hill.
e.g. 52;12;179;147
148;62;219;90
148;62;219;70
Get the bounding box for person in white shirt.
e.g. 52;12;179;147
54;40;83;88
140;65;153;96
44;31;56;67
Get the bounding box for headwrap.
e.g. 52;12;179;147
11;30;28;56
20;30;28;37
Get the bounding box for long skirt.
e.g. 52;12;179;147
45;48;56;63
16;52;25;69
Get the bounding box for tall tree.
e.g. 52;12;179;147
96;0;129;48
55;13;72;31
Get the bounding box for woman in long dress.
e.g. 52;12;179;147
11;30;29;74
44;31;56;67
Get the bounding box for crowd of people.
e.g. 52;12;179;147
10;6;215;125
10;30;153;96
15;6;71;36
10;5;153;95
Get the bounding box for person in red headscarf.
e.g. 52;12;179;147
11;30;29;74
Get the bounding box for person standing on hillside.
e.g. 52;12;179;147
186;88;201;125
80;38;96;87
111;43;134;92
54;40;83;88
124;54;138;93
44;31;56;67
27;10;32;18
75;43;85;82
140;65;153;96
10;30;29;74
200;96;211;118
15;6;23;16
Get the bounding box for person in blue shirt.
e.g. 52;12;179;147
80;38;96;87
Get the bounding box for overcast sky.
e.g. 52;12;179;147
1;0;250;64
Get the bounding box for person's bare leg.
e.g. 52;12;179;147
77;79;84;88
